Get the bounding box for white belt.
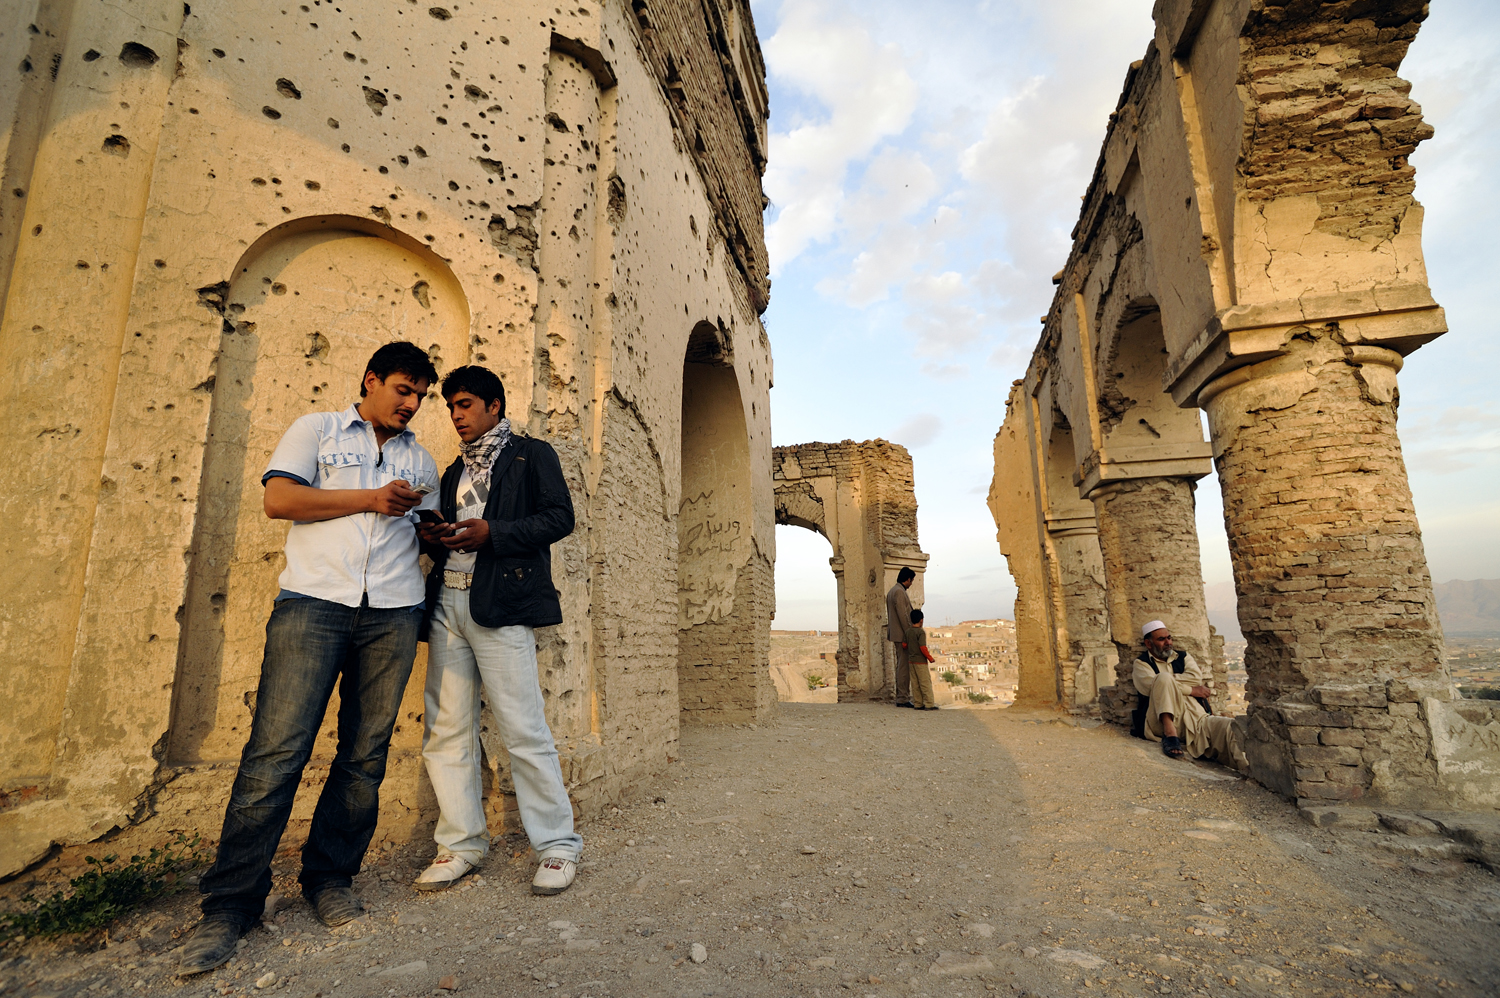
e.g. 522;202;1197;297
443;570;473;590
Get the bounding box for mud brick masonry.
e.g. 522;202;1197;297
0;0;777;877
987;0;1500;810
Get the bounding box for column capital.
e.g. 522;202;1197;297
1165;285;1442;407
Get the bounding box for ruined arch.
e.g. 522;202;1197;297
167;217;470;763
676;321;772;722
772;441;928;701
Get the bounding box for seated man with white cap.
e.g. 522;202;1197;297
1133;620;1245;768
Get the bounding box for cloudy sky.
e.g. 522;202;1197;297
753;0;1500;633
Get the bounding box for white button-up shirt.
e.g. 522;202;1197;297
262;403;440;608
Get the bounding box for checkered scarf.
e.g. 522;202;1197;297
459;418;511;486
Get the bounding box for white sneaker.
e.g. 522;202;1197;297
530;856;577;896
413;855;475;892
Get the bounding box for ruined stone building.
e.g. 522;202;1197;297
988;0;1500;809
0;0;776;877
773;441;928;701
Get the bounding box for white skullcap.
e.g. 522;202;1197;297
1141;620;1168;639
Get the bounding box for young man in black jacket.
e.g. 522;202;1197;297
413;366;582;895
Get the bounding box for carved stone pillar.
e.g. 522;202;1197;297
1200;335;1453;802
1090;477;1218;724
1043;516;1114;710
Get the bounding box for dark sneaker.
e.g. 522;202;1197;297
895;701;914;708
310;886;365;927
177;917;245;976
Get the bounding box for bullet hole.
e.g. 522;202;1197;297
448;180;459;191
362;86;387;115
268;283;286;297
464;84;488;100
119;42;160;67
12;188;23;198
429;7;452;19
276;77;302;99
252;177;267;186
189;107;199;114
83;49;101;62
76;260;90;269
378;165;389;174
492;273;503;284
545;112;568;133
606;173;626;224
343;51;356;61
32;224;42;236
341;143;350;153
397;155;409;167
327;117;339;128
270;177;281;185
413;145;427;158
305;180;320;190
262;106;282;119
689;215;697;237
477;157;503;176
20;58;31;73
416;211;428;221
436;116;447;124
154;259;166;268
102;134;131;156
370;205;391;222
412;280;430;308
212;48;225;58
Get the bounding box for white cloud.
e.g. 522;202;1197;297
893;412;942;447
762;0;919;270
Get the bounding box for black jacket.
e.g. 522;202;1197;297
422;434;575;633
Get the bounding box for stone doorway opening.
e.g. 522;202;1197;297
676;322;762;723
769;523;841;703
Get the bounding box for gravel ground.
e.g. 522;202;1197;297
6;702;1500;998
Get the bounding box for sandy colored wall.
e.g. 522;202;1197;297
0;0;774;876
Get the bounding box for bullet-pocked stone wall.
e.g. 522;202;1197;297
988;0;1496;808
772;441;928;701
0;0;775;877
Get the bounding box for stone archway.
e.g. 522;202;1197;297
167;219;471;764
773;441;928;701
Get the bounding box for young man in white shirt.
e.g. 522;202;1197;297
411;365;582;896
180;342;441;976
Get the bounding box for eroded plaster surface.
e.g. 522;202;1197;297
0;0;774;876
987;0;1489;808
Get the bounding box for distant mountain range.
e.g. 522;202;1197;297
1434;579;1500;636
1204;579;1500;640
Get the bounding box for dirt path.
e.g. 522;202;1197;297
9;702;1500;997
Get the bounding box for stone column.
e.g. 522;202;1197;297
1044;518;1114;710
1090;477;1218;724
1200;335;1452;803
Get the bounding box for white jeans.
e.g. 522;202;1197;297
421;586;581;864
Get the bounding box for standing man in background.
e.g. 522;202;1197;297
886;567;916;707
180;342;441;976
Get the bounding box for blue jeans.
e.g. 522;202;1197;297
422;586;581;864
198;596;419;924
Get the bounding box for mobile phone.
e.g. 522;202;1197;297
407;482;433;496
417;509;446;524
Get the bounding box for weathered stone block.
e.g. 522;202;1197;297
1377;812;1440;837
1348;711;1394;730
1288;726;1321;744
1294;766;1325;783
1319;728;1364;747
1299;802;1379;830
1386;677;1454;703
1293;744;1363;766
1311;684;1387;708
1323;764;1372;787
1299;782;1363;801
